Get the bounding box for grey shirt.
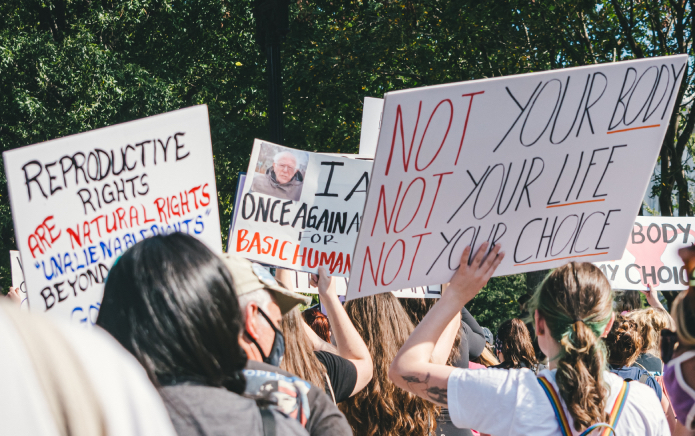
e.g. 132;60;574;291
160;384;308;436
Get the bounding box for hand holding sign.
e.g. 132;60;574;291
347;55;688;300
446;242;505;305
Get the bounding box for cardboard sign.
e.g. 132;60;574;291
359;97;385;157
10;250;29;309
595;217;695;290
229;140;372;276
4;105;222;322
347;55;688;300
226;173;247;252
281;269;441;298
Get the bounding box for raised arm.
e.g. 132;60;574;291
273;268;338;353
315;267;373;396
461;306;486;359
389;242;504;407
430;309;462;365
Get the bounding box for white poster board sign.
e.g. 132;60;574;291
4;105;222;322
594;216;695;290
347;55;688;300
282;269;442;298
10;250;28;309
228;140;371;276
359;97;385;157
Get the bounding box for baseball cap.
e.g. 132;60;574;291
220;253;311;314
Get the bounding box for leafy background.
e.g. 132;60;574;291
1;0;693;329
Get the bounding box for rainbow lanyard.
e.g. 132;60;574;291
537;376;629;436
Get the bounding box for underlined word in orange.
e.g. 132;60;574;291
607;124;660;134
546;199;606;208
514;252;609;267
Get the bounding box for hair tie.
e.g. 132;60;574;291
573;318;585;325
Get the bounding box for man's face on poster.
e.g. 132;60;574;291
273;153;298;184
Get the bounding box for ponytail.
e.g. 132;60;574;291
528;262;613;432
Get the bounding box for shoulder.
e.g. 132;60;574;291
602;372;668;435
315;351;355;373
447;368;558;435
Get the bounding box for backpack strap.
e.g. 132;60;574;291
538;376;572;436
259;407;276;436
601;381;630;436
537;377;629;436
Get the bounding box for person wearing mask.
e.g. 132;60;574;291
96;233;309;436
390;242;669;435
662;245;695;435
277;267;373;404
492;318;539;372
604;315;662;400
341;293;459;436
220;254;353;436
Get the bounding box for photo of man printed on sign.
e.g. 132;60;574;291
250;142;309;201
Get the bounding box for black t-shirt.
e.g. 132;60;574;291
244;360;352;436
314;351;358;404
634;352;664;375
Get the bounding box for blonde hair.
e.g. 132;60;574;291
280;307;327;390
528;262;613;432
627;307;674;356
474;345;500;367
340;294;437;436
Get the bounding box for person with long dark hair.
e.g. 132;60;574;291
493;318;538;372
96;233;308;435
390;242;668;435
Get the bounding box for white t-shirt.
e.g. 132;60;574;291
447;367;669;436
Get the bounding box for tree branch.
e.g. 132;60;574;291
610;0;645;57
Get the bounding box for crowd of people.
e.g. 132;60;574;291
3;234;695;436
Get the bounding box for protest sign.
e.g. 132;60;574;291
595;216;695;290
228;140;372;276
347;55;688;300
225;173;246;252
10;250;29;309
359;97;385;157
280;269;441;298
4;105;222;322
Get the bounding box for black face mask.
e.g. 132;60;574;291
246;308;285;367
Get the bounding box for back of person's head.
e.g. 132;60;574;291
672;289;695;347
399;297;461;365
97;233;247;394
613;290;641;313
528;262;613;432
605;315;642;367
496;318;537;368
341;294;437;436
627;307;674;356
280;307;327;389
302;307;331;343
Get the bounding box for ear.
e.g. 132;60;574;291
245;302;261;341
600;312;615;338
534;309;545;336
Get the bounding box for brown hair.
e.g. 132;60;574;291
303;307;331;343
528;262;613;432
473;344;500;367
399;298;462;365
280;307;327;389
496;318;538;368
605;315;642;367
627;307;674;356
672;290;695;347
613;290;641;313
340;294;437;436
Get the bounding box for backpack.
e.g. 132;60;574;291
537;376;630;436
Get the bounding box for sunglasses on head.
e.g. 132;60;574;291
661;329;678;364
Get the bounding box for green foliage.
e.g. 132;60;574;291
467;274;528;332
1;0;694;299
